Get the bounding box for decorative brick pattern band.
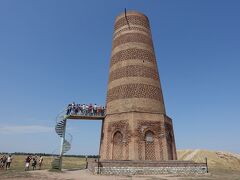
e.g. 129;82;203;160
109;65;159;82
114;15;150;31
107;84;162;103
94;166;207;175
113;27;151;39
112;33;153;50
89;161;208;175
110;48;156;67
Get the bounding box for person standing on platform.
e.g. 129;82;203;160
82;104;86;115
93;104;97;116
102;106;105;116
85;104;89;115
89;104;93;116
66;104;72;115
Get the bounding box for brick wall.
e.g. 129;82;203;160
89;160;207;175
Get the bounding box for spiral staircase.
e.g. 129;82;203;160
51;110;72;170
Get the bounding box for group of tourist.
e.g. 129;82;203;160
66;102;106;116
25;155;43;171
0;154;12;170
0;154;43;171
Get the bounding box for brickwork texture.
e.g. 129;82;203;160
89;161;207;175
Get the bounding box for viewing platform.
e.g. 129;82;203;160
64;114;105;120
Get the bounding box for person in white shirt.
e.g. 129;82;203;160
38;156;43;170
6;155;12;170
93;104;97;116
85;104;89;115
82;104;86;115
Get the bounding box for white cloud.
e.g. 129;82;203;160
0;125;53;134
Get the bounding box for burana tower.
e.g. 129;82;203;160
100;11;177;161
53;10;207;175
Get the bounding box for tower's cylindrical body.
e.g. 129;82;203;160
100;11;177;161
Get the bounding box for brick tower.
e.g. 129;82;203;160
100;11;177;161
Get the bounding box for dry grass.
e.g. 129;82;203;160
177;149;240;172
0;155;87;179
0;155;87;171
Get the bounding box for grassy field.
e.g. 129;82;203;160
0;155;88;179
0;155;87;171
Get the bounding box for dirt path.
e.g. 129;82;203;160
2;169;240;180
184;149;200;160
27;169;219;180
29;169;181;180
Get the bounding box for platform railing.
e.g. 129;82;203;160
65;106;106;118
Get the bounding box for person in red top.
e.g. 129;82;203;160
25;155;31;171
89;104;93;115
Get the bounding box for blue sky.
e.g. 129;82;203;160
0;0;239;155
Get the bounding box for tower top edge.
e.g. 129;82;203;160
115;10;148;21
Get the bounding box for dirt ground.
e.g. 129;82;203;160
1;169;240;180
1;151;239;179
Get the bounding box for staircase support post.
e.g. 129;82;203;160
59;119;67;170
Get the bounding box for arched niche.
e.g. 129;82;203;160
145;130;155;160
112;131;123;160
